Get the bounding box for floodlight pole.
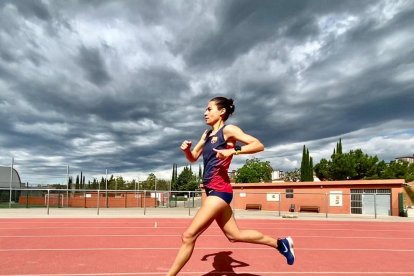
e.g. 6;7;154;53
66;165;69;208
9;157;14;208
105;169;108;208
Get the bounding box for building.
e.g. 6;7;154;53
395;154;414;164
0;166;23;188
232;179;406;216
272;170;285;182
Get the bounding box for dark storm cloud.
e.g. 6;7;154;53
180;0;377;69
1;0;51;21
77;46;112;86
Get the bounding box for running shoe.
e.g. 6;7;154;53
277;236;295;265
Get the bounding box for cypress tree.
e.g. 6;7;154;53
300;145;306;181
337;138;343;155
301;145;314;182
309;156;314;181
198;164;202;184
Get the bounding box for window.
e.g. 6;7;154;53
286;189;294;198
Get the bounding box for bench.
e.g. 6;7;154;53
246;204;262;210
299;205;320;213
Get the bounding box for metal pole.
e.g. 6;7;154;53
136;179;139;208
325;192;329;218
9;157;14;208
154;177;157;208
105;169;108;208
66;165;69;208
26;182;29;208
47;189;50;215
278;192;281;217
374;193;377;219
188;191;191;216
97;189;100;215
143;190;146;215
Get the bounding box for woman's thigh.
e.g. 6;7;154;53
215;205;240;240
185;195;228;238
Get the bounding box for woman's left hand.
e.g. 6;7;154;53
213;148;234;159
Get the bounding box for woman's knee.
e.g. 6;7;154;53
181;230;197;244
224;231;239;243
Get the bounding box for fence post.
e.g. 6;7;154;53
97;190;100;215
325;192;328;218
374;193;377;219
143;190;146;215
47;189;50;215
188;191;191;216
125;192;128;208
278;192;281;217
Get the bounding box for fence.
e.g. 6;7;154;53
0;187;400;219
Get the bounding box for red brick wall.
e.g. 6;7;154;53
19;193;157;208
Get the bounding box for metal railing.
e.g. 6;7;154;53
0;187;397;219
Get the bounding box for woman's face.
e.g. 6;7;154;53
204;101;224;126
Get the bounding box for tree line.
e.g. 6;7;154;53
61;138;413;191
296;139;414;182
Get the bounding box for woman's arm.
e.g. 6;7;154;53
213;125;264;159
180;130;209;163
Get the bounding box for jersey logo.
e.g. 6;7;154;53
211;136;218;144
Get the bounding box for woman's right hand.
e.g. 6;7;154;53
180;140;192;151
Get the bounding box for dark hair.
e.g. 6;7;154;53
210;96;235;121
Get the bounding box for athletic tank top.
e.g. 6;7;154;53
202;126;233;193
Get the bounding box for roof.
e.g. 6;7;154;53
232;179;406;189
395;154;414;159
0;166;22;188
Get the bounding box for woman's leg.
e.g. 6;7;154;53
167;196;228;276
215;204;277;247
216;205;295;265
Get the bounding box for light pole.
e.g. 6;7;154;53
66;165;69;208
9;157;14;208
105;169;108;208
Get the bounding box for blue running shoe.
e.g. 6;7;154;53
277;236;295;265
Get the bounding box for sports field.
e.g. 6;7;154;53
1;210;413;275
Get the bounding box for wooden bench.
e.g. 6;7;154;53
246;204;262;210
299;205;320;213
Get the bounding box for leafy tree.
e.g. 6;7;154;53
115;176;126;190
314;139;394;181
380;160;414;181
107;175;115;190
314;158;331;180
235;158;273;183
176;166;198;191
140;173;157;190
284;168;300;182
330;152;356;180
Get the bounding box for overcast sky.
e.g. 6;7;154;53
1;0;413;185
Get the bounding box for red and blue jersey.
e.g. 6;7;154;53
202;126;233;193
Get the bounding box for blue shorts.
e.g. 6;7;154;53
204;187;233;204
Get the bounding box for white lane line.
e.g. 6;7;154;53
1;234;413;240
0;226;412;232
0;247;413;252
1;272;414;275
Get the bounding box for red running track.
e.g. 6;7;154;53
0;218;413;275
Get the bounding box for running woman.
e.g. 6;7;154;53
167;97;295;276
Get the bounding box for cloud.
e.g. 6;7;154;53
0;0;413;185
